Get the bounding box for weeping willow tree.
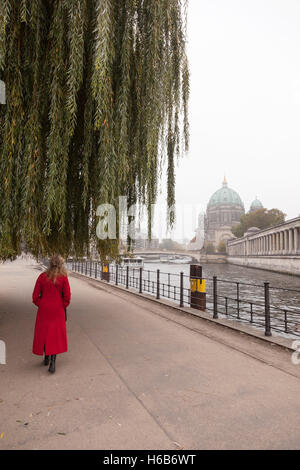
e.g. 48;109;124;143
0;0;189;261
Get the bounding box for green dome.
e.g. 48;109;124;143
208;178;244;209
250;198;263;211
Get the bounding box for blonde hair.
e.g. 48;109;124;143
46;254;67;282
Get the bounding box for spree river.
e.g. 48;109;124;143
138;261;300;339
72;259;300;339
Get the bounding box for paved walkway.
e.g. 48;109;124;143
1;258;300;450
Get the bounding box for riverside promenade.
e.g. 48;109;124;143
1;258;300;450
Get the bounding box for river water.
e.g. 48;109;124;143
139;261;300;339
71;259;300;339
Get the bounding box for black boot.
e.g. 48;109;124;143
48;355;56;373
44;355;49;366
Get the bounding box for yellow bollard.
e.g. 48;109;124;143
102;263;110;281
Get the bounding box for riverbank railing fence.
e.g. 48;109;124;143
69;260;300;339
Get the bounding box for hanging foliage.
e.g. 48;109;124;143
0;0;189;260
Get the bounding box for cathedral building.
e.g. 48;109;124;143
205;178;243;246
204;177;264;247
190;178;264;250
249;197;263;212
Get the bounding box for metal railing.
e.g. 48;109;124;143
69;260;300;339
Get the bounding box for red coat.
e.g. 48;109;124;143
32;272;71;356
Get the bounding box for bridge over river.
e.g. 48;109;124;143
2;256;300;449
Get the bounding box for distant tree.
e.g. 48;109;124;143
232;208;286;238
217;241;227;253
205;242;215;254
159;239;183;251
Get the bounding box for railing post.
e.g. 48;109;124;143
95;262;97;279
85;260;87;275
180;272;184;307
213;276;218;319
90;261;92;277
264;282;272;336
116;264;119;286
139;267;143;293
156;269;160;299
126;266;129;289
236;282;240;319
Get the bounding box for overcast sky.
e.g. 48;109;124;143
154;0;300;241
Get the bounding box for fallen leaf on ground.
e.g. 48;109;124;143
173;441;184;450
0;432;4;439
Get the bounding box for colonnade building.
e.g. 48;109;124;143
227;218;300;257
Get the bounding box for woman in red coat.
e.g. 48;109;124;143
32;255;71;373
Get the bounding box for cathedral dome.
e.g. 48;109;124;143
250;198;263;212
207;178;244;209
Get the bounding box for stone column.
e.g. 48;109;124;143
270;235;273;254
294;228;298;254
289;229;293;255
271;234;274;254
284;230;288;254
276;232;280;253
280;231;284;254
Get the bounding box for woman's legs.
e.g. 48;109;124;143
43;346;49;366
48;355;56;373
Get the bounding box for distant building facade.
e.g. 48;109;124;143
132;230;159;251
249;197;263;212
205;177;245;247
204;178;265;248
188;212;205;250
